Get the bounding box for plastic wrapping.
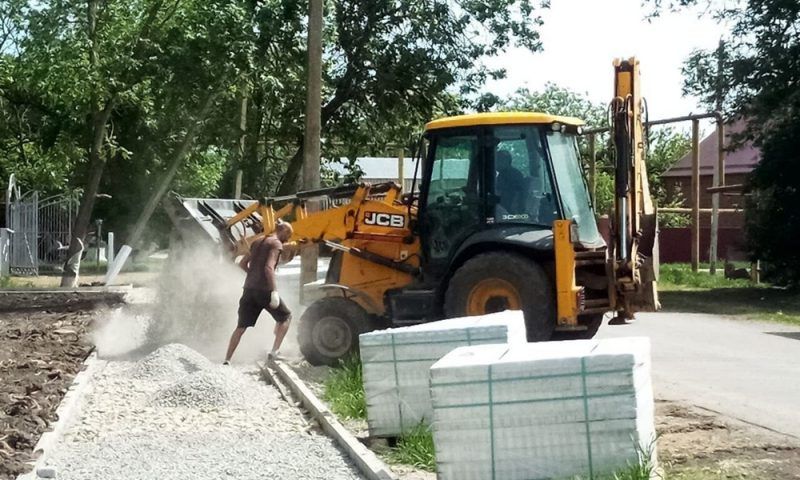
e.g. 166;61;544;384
430;338;656;480
359;311;526;437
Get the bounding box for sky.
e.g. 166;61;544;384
484;0;730;123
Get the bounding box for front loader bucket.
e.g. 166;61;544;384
165;194;259;249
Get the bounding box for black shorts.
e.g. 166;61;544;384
237;288;292;328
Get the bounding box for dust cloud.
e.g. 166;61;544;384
93;242;303;363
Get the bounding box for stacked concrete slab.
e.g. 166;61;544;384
359;311;526;437
429;338;655;480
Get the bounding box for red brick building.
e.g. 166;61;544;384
660;119;759;262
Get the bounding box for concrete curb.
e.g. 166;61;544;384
269;360;398;480
16;352;107;480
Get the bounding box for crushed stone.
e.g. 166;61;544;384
129;343;212;380
45;344;363;479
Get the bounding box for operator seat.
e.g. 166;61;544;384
495;150;525;213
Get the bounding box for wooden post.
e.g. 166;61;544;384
588;133;597;205
691;119;700;273
299;0;323;305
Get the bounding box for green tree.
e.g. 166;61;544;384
261;0;551;195
651;0;800;283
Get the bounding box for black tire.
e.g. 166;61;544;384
444;252;556;342
298;296;372;366
552;314;604;340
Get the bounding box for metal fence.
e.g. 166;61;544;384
6;179;39;275
4;175;78;276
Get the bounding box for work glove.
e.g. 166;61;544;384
269;291;280;309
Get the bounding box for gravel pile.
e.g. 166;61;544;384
45;344;364;479
151;367;249;408
129;343;212;380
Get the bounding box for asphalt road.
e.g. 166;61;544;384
598;312;800;438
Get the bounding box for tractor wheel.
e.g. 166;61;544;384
444;252;556;342
552;314;604;340
298;296;371;366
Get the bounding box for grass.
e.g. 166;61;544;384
322;354;367;420
659;263;754;290
659;263;800;326
387;424;436;472
321;355;436;471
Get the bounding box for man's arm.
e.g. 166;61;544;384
238;254;250;272
263;246;280;292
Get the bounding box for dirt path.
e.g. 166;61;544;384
0;310;95;480
658;400;800;479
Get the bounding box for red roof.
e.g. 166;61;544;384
662;118;760;178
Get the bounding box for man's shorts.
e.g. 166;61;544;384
237;288;292;328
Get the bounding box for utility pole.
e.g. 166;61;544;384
300;0;323;304
235;83;248;199
710;39;725;275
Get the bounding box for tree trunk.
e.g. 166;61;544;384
276;141;305;196
61;0;108;287
60;99;114;287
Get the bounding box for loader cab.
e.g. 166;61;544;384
418;113;603;284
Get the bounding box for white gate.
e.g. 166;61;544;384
5;175;78;275
6;175;39;275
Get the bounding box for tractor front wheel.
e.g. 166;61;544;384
444;252;556;342
298;296;371;366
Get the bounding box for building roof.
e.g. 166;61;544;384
663;118;760;178
425;112;585;131
328;157;419;180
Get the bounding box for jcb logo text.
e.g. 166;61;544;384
364;212;405;228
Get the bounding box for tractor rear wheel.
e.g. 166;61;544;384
444;252;556;342
298;296;371;366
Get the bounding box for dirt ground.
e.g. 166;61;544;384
293;364;800;480
0;309;94;480
658;400;800;479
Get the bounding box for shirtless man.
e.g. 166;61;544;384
223;221;294;364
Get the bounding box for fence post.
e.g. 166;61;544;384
107;232;115;275
0;228;11;277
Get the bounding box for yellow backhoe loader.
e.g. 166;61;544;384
170;58;659;366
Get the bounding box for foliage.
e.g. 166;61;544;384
650;0;800;284
1;0;552;247
387;424;436;472
268;0;553;195
744;113;800;286
498;82;607;127
322;354;366;420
